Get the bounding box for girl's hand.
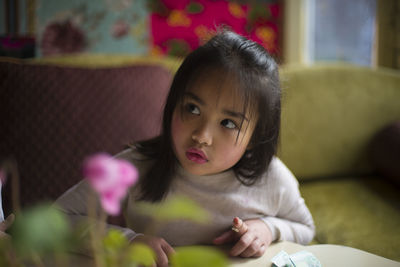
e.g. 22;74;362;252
213;217;273;258
0;214;15;240
131;235;175;267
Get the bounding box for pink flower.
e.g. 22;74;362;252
111;20;130;38
82;153;138;215
40;20;87;56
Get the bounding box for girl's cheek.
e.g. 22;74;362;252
219;136;248;161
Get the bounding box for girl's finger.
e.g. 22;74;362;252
154;248;169;267
161;240;176;257
231;217;248;236
230;233;255;256
254;245;266;257
239;238;263;258
156;240;175;267
213;230;235;245
0;214;14;231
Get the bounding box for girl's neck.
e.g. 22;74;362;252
176;162;234;182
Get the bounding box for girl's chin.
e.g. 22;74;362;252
180;161;213;176
183;164;206;175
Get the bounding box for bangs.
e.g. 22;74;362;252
179;66;261;143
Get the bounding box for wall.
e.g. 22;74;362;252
0;0;283;58
36;0;149;56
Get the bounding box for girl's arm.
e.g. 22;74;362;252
213;158;315;258
55;148;145;245
54;180;140;249
260;157;315;245
213;216;273;257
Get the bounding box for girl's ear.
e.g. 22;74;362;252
246;141;255;151
246;131;258;151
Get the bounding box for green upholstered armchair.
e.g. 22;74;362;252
278;64;400;261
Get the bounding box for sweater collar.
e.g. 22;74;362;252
176;163;236;184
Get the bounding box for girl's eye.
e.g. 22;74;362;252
186;103;200;115
221;119;237;129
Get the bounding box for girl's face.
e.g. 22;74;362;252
171;73;258;176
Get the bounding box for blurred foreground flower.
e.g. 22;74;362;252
103;229;156;267
0;154;228;267
82;154;138;215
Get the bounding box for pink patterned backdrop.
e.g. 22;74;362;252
150;0;282;58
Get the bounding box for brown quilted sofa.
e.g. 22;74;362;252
0;55;177;213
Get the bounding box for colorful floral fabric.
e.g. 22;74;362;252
150;0;281;57
35;0;281;58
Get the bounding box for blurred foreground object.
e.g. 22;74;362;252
83;153;138;215
369;121;400;185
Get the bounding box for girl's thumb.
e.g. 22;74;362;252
231;217;248;236
0;213;15;231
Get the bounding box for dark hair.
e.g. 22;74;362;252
136;30;281;202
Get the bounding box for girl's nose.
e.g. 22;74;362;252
192;123;213;146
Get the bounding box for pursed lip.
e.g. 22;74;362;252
185;148;208;164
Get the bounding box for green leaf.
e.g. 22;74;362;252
127;243;156;266
103;229;129;251
171;246;228;267
136;195;210;223
10;203;71;257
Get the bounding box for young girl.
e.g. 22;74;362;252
56;30;315;266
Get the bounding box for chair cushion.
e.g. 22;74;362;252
300;177;400;261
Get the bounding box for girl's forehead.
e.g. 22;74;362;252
185;72;259;124
186;73;245;108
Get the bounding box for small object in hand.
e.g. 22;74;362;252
231;226;240;233
231;217;243;233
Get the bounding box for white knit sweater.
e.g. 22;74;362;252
55;148;315;246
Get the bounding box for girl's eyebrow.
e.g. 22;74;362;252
223;110;249;122
185;92;249;122
184;92;205;105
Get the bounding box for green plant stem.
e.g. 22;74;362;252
4;248;22;267
87;192;104;267
97;209;107;266
98;209;107;240
30;251;45;267
54;252;69;267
